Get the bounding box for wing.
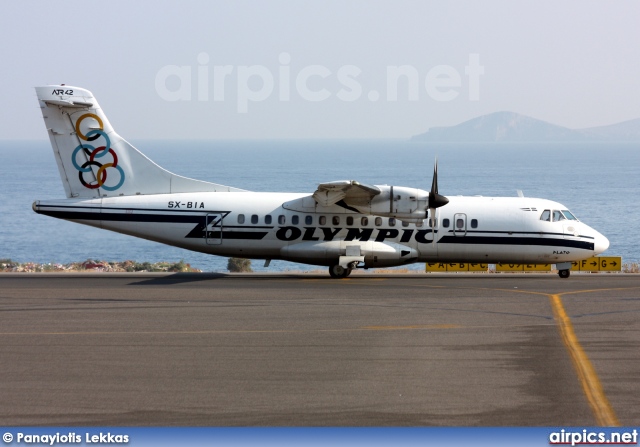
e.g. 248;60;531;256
312;180;381;207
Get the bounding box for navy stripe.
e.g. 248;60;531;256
38;210;202;224
224;225;274;229
206;231;268;240
439;235;594;250
38;210;275;232
39;209;270;241
36;204;220;214
450;230;593;239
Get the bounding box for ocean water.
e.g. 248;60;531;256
1;139;638;271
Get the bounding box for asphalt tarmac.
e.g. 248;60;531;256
0;272;638;426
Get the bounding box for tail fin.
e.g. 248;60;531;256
35;86;244;198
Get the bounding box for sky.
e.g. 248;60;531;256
2;0;639;139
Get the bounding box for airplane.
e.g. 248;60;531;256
32;85;609;279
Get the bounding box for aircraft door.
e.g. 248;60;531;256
205;213;223;245
453;213;467;236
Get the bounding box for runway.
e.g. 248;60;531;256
0;272;638;426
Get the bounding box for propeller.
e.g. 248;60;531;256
427;157;449;242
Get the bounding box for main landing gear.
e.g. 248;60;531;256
558;269;570;279
328;264;353;279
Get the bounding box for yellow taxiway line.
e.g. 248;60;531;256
548;293;620;426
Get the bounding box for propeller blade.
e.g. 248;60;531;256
428;157;449;210
427;157;449;244
429;207;436;244
431;157;439;195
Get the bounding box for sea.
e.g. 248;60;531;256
1;139;638;272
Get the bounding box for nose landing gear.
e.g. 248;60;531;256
555;262;572;279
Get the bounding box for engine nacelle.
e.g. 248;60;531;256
281;240;418;267
354;185;429;221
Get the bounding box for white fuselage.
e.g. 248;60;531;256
34;192;609;269
31;85;610;276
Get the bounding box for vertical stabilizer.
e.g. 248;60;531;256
35;86;244;198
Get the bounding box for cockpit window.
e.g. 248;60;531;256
552;210;565;222
541;209;577;222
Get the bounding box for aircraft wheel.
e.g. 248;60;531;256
329;264;349;279
558;269;570;279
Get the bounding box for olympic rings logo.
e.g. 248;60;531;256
71;113;125;191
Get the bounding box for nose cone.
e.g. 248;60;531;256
594;231;610;255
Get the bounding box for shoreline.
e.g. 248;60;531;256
0;259;201;273
1;259;637;274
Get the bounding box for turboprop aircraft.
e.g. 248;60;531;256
33;86;609;279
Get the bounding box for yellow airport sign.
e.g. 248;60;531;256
428;257;621;273
468;263;489;272
523;263;552;271
445;263;470;272
426;263;488;272
426;263;448;272
572;256;622;271
599;257;622;271
496;263;523;272
496;263;552;272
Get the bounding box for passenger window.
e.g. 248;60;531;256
251;214;258;224
278;215;286;224
456;219;464;229
416;220;423;228
402;220;410;227
319;216;326;225
305;215;313;225
361;217;369;226
389;218;396;227
292;215;299;225
346;216;353;226
442;218;450;228
540;210;550;221
471;219;478;229
332;216;340;225
237;214;245;224
375;217;382;226
265;215;272;224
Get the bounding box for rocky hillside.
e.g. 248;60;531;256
411;112;640;142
